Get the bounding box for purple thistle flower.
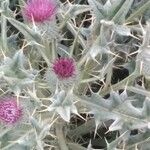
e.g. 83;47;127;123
0;98;23;125
23;0;57;23
52;58;76;79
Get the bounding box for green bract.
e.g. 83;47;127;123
0;0;150;149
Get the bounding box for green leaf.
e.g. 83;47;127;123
48;90;79;122
77;91;149;131
142;97;150;119
7;18;41;43
67;4;91;17
103;0;124;19
88;0;104;20
113;24;131;36
112;0;134;24
107;131;130;150
126;0;150;23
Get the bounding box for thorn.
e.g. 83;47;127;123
140;61;143;75
128;50;140;56
130;34;140;41
139;17;145;36
124;79;129;92
0;49;6;58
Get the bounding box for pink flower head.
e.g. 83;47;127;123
23;0;57;23
52;58;76;79
0;98;22;125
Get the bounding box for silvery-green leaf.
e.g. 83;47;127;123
103;0;124;19
7;18;41;43
88;0;104;20
109;118;123;131
107;131;130;150
142;97;150;119
48;89;78;122
66;4;91;17
112;0;134;24
113;25;131;36
45;68;57;93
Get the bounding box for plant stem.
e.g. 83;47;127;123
127;86;150;97
100;72;138;96
68;143;86;150
68;119;96;138
1;14;8;53
55;123;69;150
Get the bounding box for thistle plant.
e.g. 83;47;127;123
0;0;150;149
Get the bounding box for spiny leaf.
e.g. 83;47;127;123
112;0;134;24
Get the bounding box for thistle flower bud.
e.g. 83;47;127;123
23;0;57;23
45;58;78;89
52;58;76;79
23;0;58;39
0;97;23;125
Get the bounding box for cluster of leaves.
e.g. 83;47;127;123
0;0;150;149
